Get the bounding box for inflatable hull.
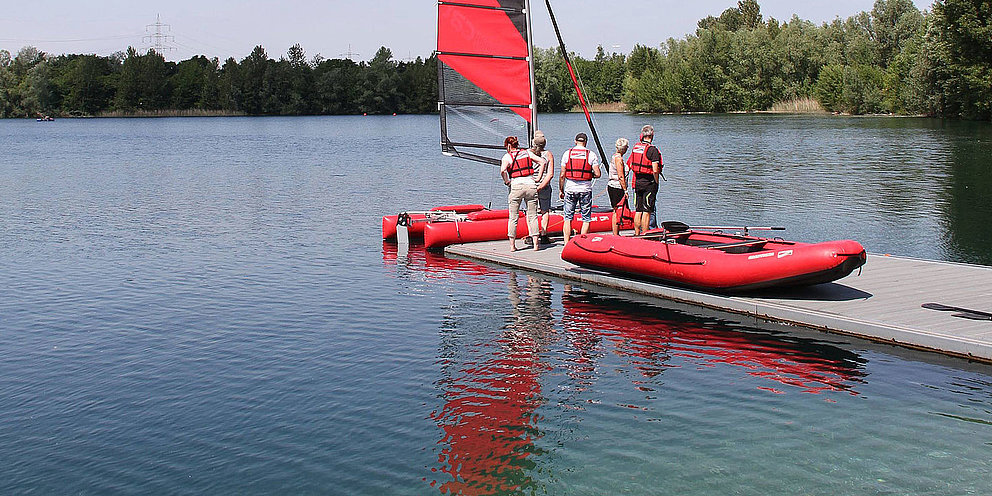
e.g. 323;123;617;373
382;204;487;240
424;208;628;251
561;230;866;292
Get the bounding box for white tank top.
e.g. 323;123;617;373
608;152;623;188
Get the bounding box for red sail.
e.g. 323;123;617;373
438;0;535;165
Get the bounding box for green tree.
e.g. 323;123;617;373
284;43;313;114
359;46;401;114
115;48;172;111
313;57;361;114
238;45;270;114
171;55;214;109
815;64;845;111
928;0;992;120
739;0;763;30
534;46;575;112
870;0;924;68
0;50;14;117
59;54;117;115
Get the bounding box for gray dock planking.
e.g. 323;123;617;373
444;238;992;362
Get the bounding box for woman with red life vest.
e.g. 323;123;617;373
558;133;602;245
627;125;662;235
608;137;630;235
500;136;548;252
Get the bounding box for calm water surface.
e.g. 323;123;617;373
1;114;991;494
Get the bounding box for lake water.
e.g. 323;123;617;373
1;114;991;494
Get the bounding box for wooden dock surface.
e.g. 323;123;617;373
445;238;992;362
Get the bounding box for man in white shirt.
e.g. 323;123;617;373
558;133;602;244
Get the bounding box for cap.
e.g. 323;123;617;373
575;132;588;142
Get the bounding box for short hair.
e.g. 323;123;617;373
532;134;547;151
504;136;519;149
615;137;629;152
641;124;654;137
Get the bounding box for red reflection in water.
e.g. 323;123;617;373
561;290;865;395
428;275;552;495
383;242;499;280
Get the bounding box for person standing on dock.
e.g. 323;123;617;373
627;125;662;235
501;136;547;252
532;131;555;245
608;137;630;235
559;133;602;245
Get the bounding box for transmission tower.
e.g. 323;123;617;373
144;14;176;54
339;44;360;61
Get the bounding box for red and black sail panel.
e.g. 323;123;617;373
438;0;536;165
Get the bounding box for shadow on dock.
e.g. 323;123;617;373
748;283;873;302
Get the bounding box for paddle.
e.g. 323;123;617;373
922;303;992;321
658;221;785;235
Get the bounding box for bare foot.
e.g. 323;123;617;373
532;237;540;251
509;240;518;252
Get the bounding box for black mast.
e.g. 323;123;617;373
544;0;608;162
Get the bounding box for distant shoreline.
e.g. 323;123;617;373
7;108;940;120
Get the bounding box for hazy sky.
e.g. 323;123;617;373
1;0;935;62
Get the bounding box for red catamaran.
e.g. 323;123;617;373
381;0;628;246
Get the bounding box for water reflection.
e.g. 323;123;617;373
394;247;875;493
942;121;992;266
382;242;499;282
561;289;867;396
428;273;553;495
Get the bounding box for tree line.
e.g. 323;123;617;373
0;44;437;118
602;0;989;120
1;0;988;120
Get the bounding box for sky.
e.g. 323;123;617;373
1;0;936;62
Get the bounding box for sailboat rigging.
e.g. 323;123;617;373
381;0;630;244
437;0;605;166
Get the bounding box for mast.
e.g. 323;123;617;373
544;0;608;163
525;0;538;142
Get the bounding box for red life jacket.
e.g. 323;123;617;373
564;147;594;181
507;150;534;179
627;142;658;176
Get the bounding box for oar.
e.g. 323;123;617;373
922;303;992;321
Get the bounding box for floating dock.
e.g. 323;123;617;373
445;238;992;363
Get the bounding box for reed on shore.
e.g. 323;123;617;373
767;98;827;114
96;109;246;118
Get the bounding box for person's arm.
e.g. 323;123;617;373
500;154;511;185
591;153;602;179
537;151;554;190
528;150;546;182
649;146;661;183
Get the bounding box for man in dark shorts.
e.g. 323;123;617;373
626;125;662;235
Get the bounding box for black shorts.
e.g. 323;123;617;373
537;185;552;213
633;177;658;213
607;186;626;210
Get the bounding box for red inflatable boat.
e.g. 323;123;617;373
382;204;487;240
424;207;629;251
561;226;866;292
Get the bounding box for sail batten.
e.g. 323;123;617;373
438;0;535;166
